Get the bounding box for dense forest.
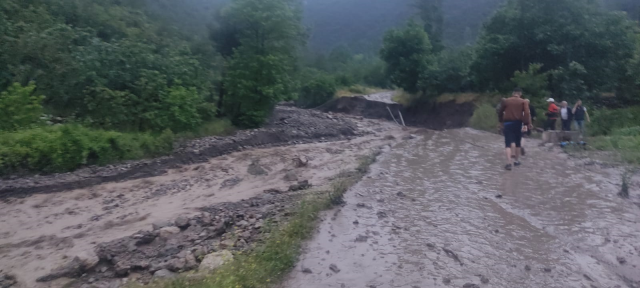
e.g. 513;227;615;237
1;0;640;175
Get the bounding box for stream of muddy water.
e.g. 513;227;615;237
284;129;640;288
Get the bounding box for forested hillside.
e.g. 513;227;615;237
1;0;640;176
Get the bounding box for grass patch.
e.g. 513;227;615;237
589;135;640;164
154;151;380;288
469;103;498;133
437;93;479;103
176;119;235;140
335;85;388;97
0;120;234;176
391;90;419;106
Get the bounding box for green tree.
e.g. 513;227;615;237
0;82;44;131
511;63;550;101
414;0;444;52
380;21;435;94
297;73;337;108
429;47;474;93
222;0;305;128
472;0;638;95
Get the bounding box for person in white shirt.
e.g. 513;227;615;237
560;101;573;131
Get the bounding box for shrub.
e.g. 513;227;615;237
0;82;44;131
0;125;175;175
589;106;640;136
469;103;498;132
297;75;337;108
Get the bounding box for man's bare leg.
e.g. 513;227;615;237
513;143;520;164
505;147;513;165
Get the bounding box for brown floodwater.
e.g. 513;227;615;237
284;128;640;288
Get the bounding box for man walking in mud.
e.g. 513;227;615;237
498;88;532;171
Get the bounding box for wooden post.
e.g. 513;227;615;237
398;110;406;127
386;106;400;125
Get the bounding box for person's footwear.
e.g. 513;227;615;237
514;161;521;167
505;164;513;171
521;147;526;156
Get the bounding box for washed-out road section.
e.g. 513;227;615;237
285;128;640;288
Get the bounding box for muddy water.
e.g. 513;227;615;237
0;117;409;288
285;129;640;288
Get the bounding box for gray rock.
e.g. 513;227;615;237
247;161;268;176
524;265;531;271
302;268;313;274
442;278;451;285
617;256;627;265
480;275;490;284
167;257;186;272
283;171;298;182
0;273;17;288
75;251;99;271
158;227;181;239
220;239;235;248
114;262;131;276
153;269;177;279
174;217;190;229
184;253;198;269
288;180;311;192
355;235;368;242
329;264;340;273
199;251;234;271
152;221;173;230
463;284;479;288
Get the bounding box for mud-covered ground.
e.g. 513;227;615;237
284;129;640;288
0;107;414;288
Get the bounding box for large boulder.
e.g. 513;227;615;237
198;250;234;272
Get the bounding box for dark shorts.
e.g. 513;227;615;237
504;121;522;148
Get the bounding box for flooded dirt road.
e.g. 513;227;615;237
285;129;640;288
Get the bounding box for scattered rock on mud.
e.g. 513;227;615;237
199;250;234;271
43;192;302;286
0;273;17;288
283;171;298;182
247;160;268;176
329;264;340;273
462;283;480;288
289;180;311;192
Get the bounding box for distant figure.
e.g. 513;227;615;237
572;100;590;135
498;88;532;171
560;101;573;131
544;98;559;131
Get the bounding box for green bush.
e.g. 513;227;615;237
469;103;498;132
0;125;174;175
613;126;640;137
589;106;640;136
0;82;44;131
297;75;337;108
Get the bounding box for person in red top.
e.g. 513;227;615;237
544;98;559;131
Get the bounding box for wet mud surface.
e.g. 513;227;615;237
0;113;411;288
285;128;640;288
